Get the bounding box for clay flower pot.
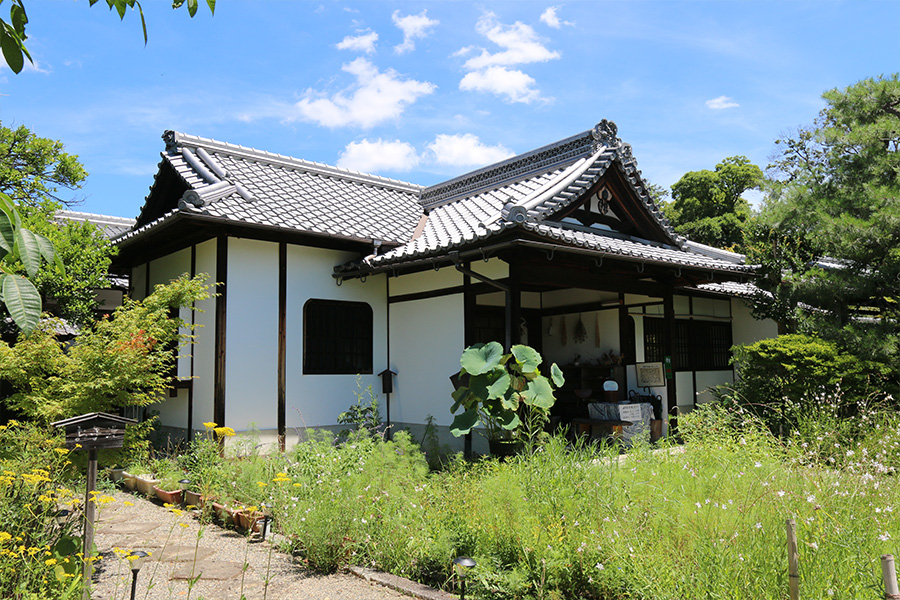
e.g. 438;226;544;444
211;502;239;526
134;474;160;498
122;471;138;491
152;486;183;505
235;510;265;533
183;490;204;508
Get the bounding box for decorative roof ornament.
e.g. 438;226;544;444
163;130;178;152
591;120;620;153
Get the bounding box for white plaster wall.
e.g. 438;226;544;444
731;299;778;346
390;266;462;296
192;240;218;431
223;238;279;431
156;388;189;429
284;246;387;431
148;248;195;380
469;258;508;280
692;297;731;318
541;309;619;366
696;371;734;404
389;293;465;427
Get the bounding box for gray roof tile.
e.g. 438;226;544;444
135;131;424;245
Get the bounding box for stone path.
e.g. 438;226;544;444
88;490;452;600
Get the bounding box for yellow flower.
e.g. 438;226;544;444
256;481;267;488
45;558;57;566
214;426;236;438
124;501;134;507
203;422;217;429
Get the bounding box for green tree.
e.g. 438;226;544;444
749;74;900;379
666;156;763;249
0;0;215;74
0;274;210;423
19;200;117;327
0;123;87;207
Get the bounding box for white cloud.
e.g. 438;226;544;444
540;6;574;29
336;30;378;54
294;58;436;128
337;138;419;172
459;66;542;104
392;10;439;54
706;95;740;110
428;133;514;167
463;12;560;70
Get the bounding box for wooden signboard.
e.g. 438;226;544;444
636;362;665;388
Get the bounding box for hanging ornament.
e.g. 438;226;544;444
573;313;587;344
595;312;602;348
560;316;568;346
547;316;554;337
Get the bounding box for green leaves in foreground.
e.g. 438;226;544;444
0;192;62;334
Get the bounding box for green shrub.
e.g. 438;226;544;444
725;333;886;436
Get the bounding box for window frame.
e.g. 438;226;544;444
302;299;373;375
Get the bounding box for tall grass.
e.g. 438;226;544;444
176;404;900;599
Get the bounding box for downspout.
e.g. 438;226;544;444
448;251;513;350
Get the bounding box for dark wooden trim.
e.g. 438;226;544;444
277;243;287;451
520;263;671;297
389;285;466;304
115;212;380;268
463;269;476;346
663;291;677;416
144;260;151;299
508;263;521;347
214;236;228;429
187;244;196;436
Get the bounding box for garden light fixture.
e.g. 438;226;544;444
178;479;192;508
260;502;271;541
127;550;149;600
453;556;476;600
54;508;71;527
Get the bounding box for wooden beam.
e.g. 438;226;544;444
214;236;227;429
520;262;671;297
277;242;287;451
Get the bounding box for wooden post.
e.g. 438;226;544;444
883;554;900;600
82;447;98;599
786;518;800;600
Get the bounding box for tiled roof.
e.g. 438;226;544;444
126;131;424;245
336;120;748;276
55;210;136;239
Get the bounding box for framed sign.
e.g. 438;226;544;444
636;362;665;388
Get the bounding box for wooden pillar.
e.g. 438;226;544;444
663;290;677;418
462;268;475;459
277;242;287;451
82;448;98;600
214;236;228;433
187;245;196;438
507;263;521;347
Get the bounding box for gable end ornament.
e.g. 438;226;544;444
163;130;178;151
591;120;620;153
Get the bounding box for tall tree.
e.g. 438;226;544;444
748;74;900;376
0;123;87;207
665;156;763;249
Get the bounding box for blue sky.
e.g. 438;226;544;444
0;0;896;218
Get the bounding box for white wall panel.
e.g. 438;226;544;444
284;246;387;430
390;267;462;296
192;240;218;430
224;238;280;431
731;299;778;346
389;293;465;427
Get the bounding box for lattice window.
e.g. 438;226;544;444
643;318;732;371
303;299;373;375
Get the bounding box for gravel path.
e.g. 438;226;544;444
89;490;416;600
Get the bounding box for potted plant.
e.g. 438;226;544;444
450;342;565;455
